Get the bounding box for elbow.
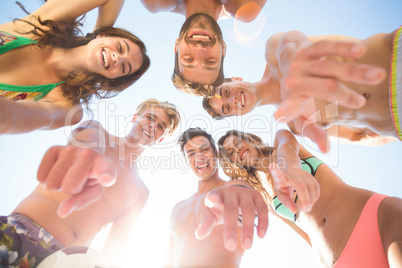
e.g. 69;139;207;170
140;0;161;13
65;106;84;127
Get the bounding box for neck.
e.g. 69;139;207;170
197;171;226;194
254;66;282;106
119;132;147;166
48;46;88;79
184;0;221;20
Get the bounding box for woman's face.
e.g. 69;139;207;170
87;36;143;79
208;81;259;117
222;134;260;168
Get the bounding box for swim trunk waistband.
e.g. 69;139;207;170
7;213;64;250
389;25;402;140
0;213;64;267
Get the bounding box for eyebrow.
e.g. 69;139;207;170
124;40;130;53
233;137;239;146
181;63;219;71
124;40;133;74
148;113;167;130
185;144;209;155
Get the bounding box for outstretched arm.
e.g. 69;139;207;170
265;31;386;152
0;97;82;134
94;0;125;30
30;0;117;23
37;120;118;218
1;0;123;35
272;129;320;213
195;181;269;252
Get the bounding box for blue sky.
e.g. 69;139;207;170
1;0;402;267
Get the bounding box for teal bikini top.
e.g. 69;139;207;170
273;157;324;222
0;31;64;101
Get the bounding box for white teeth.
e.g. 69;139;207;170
191;34;210;40
102;51;109;68
197;163;208;169
241;150;248;161
241;92;245;107
143;131;152;138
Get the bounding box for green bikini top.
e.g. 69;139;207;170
273;156;324;222
0;31;64;101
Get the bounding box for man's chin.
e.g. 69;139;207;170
179;13;223;41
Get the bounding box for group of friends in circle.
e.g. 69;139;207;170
0;0;401;267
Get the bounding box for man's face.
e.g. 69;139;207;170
208;81;259;117
175;13;225;84
184;136;218;181
132;107;170;146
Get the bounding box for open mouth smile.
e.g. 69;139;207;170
189;30;212;41
143;130;153;139
196;163;209;169
240;91;246;108
101;49;110;69
240;149;249;161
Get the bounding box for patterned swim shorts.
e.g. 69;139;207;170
0;213;64;267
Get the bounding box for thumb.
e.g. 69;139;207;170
302;123;330;153
195;208;217;240
89;158;117;187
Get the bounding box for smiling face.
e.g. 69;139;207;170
132;107;170;146
222;134;260;168
87;36;143;79
175;13;225;84
184;136;218;181
208;81;259;117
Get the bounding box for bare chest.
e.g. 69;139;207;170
314;81;394;134
0;45;61;87
171;198;200;236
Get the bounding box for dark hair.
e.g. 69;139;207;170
178;127;218;157
217;130;273;202
18;16;150;106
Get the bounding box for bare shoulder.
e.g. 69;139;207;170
140;0;181;13
378;196;402;248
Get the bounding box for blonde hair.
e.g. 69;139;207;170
136;99;180;135
218;130;275;202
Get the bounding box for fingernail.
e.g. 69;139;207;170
365;69;383;80
226;238;236;251
258;229;266;238
350;44;364;55
244;238;252;249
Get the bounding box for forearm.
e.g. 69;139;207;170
94;0;125;30
274;130;301;170
0;98;71;134
30;0;109;23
